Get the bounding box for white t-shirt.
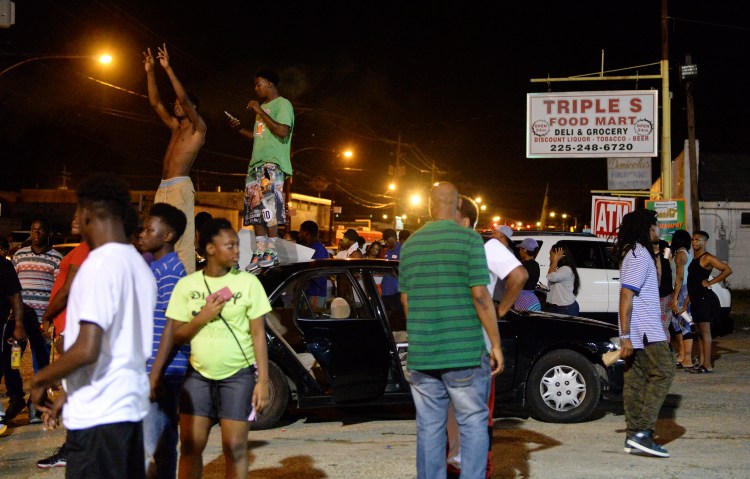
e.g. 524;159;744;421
484;238;522;295
335;242;360;259
62;242;157;430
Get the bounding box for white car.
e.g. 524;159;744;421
508;232;732;328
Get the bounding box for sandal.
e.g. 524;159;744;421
688;365;713;374
675;363;684;369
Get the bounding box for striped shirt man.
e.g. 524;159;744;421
399;219;489;370
619;243;666;349
13;246;63;322
147;251;189;377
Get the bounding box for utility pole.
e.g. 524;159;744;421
392;132;402;223
684;53;700;231
660;0;672;199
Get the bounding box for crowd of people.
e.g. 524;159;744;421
0;41;736;479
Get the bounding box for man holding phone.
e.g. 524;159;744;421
227;70;294;271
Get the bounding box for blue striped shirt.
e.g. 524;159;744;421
619;243;666;348
147;252;189;377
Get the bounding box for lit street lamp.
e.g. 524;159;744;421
0;53;113;77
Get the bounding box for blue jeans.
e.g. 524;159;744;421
546;301;579;316
143;376;183;479
408;354;491;479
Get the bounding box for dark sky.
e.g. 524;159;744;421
1;1;747;227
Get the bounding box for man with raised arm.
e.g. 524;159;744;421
144;43;207;274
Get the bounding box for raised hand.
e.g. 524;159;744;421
143;48;155;72
157;43;170;69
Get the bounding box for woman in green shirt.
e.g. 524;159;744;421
168;218;271;478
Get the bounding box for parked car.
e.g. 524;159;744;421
251;259;624;429
505;231;731;328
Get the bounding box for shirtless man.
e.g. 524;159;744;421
144;43;206;274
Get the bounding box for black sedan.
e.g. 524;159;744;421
252;259;623;429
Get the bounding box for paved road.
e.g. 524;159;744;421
3;330;750;478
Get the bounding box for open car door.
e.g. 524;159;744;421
294;267;390;402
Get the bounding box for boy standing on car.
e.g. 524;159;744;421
144;44;207;275
228;69;294;271
614;209;675;458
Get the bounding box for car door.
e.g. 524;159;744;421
495;315;517;391
294;267;391;403
560;240;609;314
599;242;621;313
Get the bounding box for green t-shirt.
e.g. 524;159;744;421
166;269;272;380
249;96;294;176
399;220;490;370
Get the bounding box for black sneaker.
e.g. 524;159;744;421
28;400;43;425
4;396;26;421
626;431;669;458
37;446;67;469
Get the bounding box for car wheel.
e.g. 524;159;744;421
526;349;601;423
249;360;290;430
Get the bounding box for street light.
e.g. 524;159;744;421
290;146;353;159
0;53;113;77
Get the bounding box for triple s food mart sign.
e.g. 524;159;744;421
526;90;658;158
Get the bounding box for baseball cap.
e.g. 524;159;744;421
495;225;513;239
520;237;539;251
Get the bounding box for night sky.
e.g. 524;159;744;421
1;1;747;228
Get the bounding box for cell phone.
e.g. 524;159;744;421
208;286;233;302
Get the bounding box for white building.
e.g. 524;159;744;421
699;153;750;289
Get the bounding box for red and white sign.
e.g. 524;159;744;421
527;90;658;158
591;195;636;239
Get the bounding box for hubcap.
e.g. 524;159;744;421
539;365;586;411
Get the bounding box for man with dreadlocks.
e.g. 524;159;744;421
614;209;675;458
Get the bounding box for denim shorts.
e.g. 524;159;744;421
179;366;255;421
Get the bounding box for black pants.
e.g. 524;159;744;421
0;315;24;400
66;421;145;479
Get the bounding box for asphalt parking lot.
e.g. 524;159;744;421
3;327;750;478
